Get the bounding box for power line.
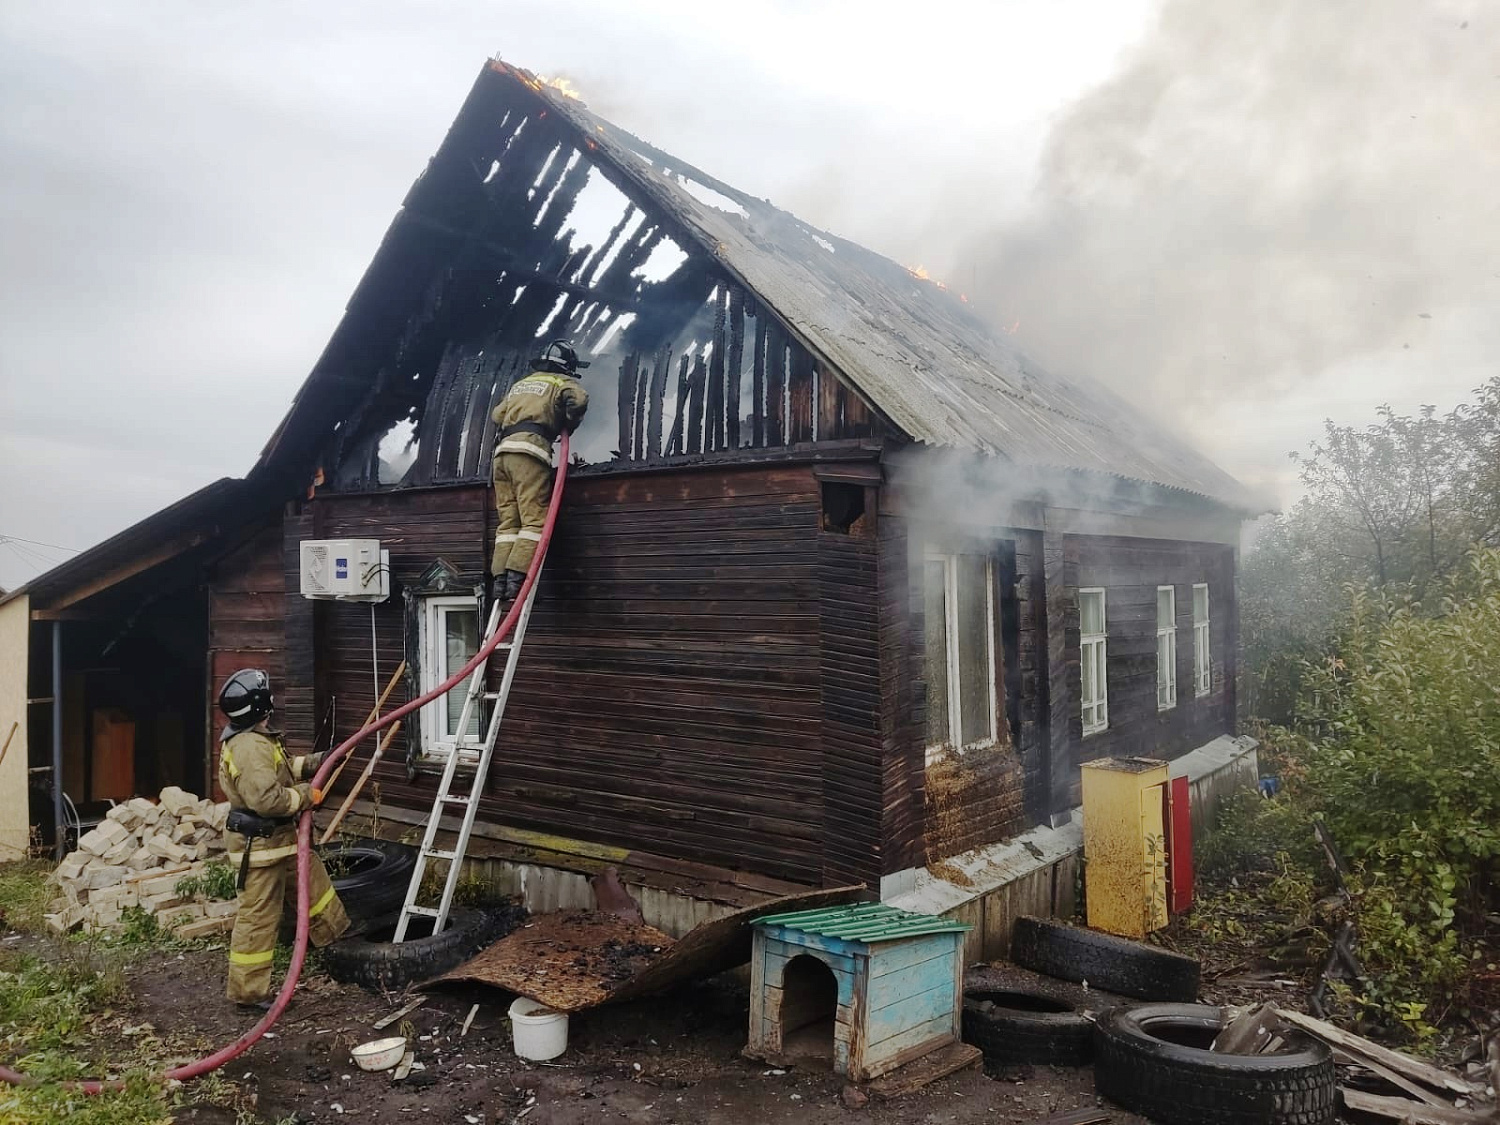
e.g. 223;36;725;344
0;533;81;554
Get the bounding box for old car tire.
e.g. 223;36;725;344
1010;916;1201;1001
322;907;512;993
1093;1003;1336;1125
962;984;1095;1066
317;838;418;926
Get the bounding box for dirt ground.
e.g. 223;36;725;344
127;945;1149;1125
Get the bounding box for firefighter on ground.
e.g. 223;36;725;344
217;669;349;1010
490;339;590;600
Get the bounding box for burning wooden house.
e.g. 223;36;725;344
1;59;1260;951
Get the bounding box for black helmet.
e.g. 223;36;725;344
218;669;274;729
538;339;590;376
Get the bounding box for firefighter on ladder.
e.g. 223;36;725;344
217;669;349;1009
490;339;590;600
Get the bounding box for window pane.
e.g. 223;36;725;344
1157;588;1173;627
1080;591;1104;636
924;560;951;747
1194;585;1209;623
444;608;481;738
1081;641;1096;704
956;556;993;746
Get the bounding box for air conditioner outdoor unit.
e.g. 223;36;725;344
299;539;390;602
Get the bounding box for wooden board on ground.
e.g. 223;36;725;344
435;911;675;1012
868;1041;981;1100
1275;1009;1471;1096
1340;1088;1490;1124
434;884;866;1013
1024;1110;1113;1125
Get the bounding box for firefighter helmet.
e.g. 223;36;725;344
218;669;274;728
538;339;590;376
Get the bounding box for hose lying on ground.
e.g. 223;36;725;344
0;435;571;1094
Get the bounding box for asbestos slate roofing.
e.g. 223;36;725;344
520;62;1256;511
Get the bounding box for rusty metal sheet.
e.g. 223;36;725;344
434;884;865;1012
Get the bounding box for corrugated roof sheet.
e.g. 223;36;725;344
527;65;1258;511
753;902;971;942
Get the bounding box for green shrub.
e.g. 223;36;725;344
1277;549;1500;1038
174;860;235;902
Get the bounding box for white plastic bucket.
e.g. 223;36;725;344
509;997;568;1060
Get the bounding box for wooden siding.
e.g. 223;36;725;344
206;524;287;795
876;513;921;877
819;508;883;887
283;464;871;886
1050;534;1238;809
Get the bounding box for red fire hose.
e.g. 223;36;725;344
0;436;571;1094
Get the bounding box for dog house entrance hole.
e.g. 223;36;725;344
780;955;837;1064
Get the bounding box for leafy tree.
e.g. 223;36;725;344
1242;378;1500;722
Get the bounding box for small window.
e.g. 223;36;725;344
1157;586;1177;710
1080;588;1108;735
924;553;997;757
420;596;482;760
1193;583;1211;696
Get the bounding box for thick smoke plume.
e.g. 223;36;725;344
953;0;1499;497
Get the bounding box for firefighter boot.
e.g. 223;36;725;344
502;569;526;603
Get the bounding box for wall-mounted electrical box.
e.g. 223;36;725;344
299;539;390;602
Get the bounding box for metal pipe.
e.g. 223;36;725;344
51;620;64;860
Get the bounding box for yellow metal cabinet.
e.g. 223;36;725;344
1081;757;1170;938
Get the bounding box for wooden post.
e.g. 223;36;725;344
766;325;786;446
645;349;670;462
320;661;406;796
751;314;767;447
321;720;403;844
616;354;636;460
727;288;745;448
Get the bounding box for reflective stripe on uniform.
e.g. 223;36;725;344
285;787;303;813
309;885;337;918
230;948;275;966
494;532;518;544
226;844;299;865
291;755;307;779
222;746;240;780
516;530;543;542
513;373;568;390
495;437;554;464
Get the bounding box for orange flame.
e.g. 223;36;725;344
905;264;948;291
538;75;583;100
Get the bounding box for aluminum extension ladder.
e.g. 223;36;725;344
392;576;541;942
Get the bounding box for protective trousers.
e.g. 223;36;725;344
491;452;554;576
227;851;349;1003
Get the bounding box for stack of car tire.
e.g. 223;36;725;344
965;916;1337;1125
305;838;526;992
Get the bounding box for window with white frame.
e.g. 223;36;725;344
923;553;997;757
1193;583;1211;696
1157;585;1177;710
1080;588;1108;735
419;596;482;759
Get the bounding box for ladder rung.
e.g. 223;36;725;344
440;794;470;805
404;905;440;919
424;848;457;862
482;692;500;701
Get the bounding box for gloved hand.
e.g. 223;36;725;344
305;750;328;773
293;782;320;811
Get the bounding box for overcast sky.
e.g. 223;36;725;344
1;1;1495;589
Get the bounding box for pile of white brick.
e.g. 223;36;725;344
45;786;240;939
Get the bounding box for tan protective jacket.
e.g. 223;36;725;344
491;367;589;466
219;728;316;868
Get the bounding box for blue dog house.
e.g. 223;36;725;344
746;903;972;1082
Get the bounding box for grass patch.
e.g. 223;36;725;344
0;944;171;1124
0;862;55;936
